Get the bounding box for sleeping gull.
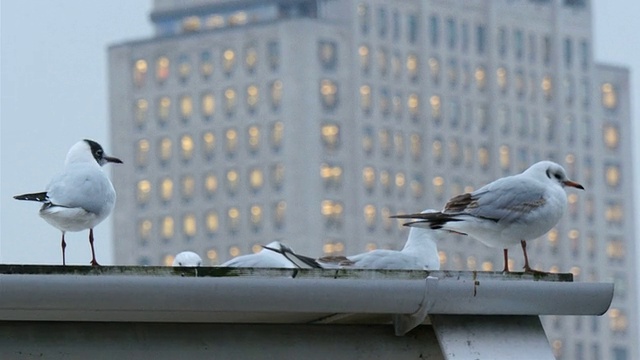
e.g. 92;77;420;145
221;241;320;269
172;251;203;267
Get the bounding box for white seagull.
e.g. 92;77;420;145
317;209;445;270
172;251;203;267
392;161;584;273
221;241;320;268
14;139;122;266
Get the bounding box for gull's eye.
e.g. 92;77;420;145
554;173;562;180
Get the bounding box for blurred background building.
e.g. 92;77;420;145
108;1;636;358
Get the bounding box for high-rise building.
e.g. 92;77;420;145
108;1;637;358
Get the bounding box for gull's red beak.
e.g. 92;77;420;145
563;180;584;190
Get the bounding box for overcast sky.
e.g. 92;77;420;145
1;1;639;271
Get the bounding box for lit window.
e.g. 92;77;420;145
270;121;284;152
321;200;344;228
364;204;376;228
270;80;283;110
244;45;257;73
608;308;628;333
160;177;173;202
247;125;260;154
407;53;418;81
395;172;406;191
134;98;148;127
178;54;191;83
181;175;195;200
321;123;340;151
319;41;337;70
182;16;201;32
136;139;150;167
227;207;240;232
601;83;617;109
428;57;440;84
201;93;215;118
202;132;216;159
542;75;553;100
183;213;197;237
271;163;285;190
497;67;507;91
357;3;370;35
320;163;342;189
205;210;219;234
180;135;194;161
250;205;263;230
157;96;171;125
377;47;388;76
410;133;421;161
246;84;259;112
432;176;444;196
138;219;152;243
603;124;619;150
267;41;280;71
229;246;241;258
475;66;486;90
224;88;237;115
432;139;443;164
225;128;238;156
222;49;236;75
360;85;371;113
158;137;172;164
408;93;419;118
161;216;174;240
226;169;239;195
320;79;338;110
391;52;401;78
499;145;510;170
249;168;264;191
136;180;151;204
203;173;218;197
274;201;286;229
133;59;147;87
156;56;170;83
430;95;441;120
358;45;370;73
478;146;489;169
605;203;624;225
200;51;213;78
229;11;247;26
362;166;375;192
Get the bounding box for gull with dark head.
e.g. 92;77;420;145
392;161;584;273
14;139;122;266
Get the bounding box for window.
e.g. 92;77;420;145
580;40;589;70
183;213;196;237
136;180;151;205
202;131;215;159
225;128;238;157
203;172;218;197
430;95;441;123
499;145;510;170
392;10;400;40
157;96;171;126
379;129;391;157
320;163;342;190
528;33;536;63
270;163;285;191
227;207;241;233
134;98;148;127
201;92;215;119
359;45;370;74
321;200;344;229
224;87;237;115
410;133;421;161
133;59;147;87
496;67;507;92
603;124;619;150
222;49;236;75
318;41;337;70
364;204;376;230
601;83;617;109
156;56;170;84
274;201;286;230
429;15;439;47
247;125;261;154
161;216;174;240
320;79;338;110
544;114;556;142
514;29;523;59
138;219;152;243
136;139;150;168
432;138;443;164
407;14;418;44
446;17;456;49
461;21;469;52
407;53;418;82
377;47;388;76
205;210;219;234
377;7;387;37
244;44;258;73
180;134;194;161
249;168;264;192
246;84;259;112
250;205;263;230
160;177;173;202
475;66;486;91
476;25;486;55
380;88;390;116
563;38;573;68
178;54;191;83
380;170;391;194
321;123;340;151
449;138;461;166
543;35;552;66
267;41;279;71
225;169;239;195
497;105;510;135
428;57;440;84
179;94;193;120
362;166;375;192
605;164;621;188
200;51;213;79
542;75;553;100
362;126;374;155
270;80;283;110
158;137;172;164
447;58;458;88
476;104;489;133
360;85;372;114
498;27;507;56
182;16;201;32
357;3;370;35
408;93;419;119
181;175;195;201
270;121;284;152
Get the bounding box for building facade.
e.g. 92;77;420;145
108;1;637;358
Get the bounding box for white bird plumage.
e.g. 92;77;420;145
14;139;122;266
392;161;584;272
172;251;203;267
220;241;316;268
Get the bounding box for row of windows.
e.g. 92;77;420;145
132;41;280;87
133;82;283;126
138;202;287;242
135;124;284;167
135;166;285;204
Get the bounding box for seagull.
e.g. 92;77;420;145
172;251;203;267
317;209;445;270
391;161;584;273
220;241;321;268
14;139;122;266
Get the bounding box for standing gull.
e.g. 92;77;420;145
392;161;583;272
14;139;122;266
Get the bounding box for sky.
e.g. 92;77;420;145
1;1;639;271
